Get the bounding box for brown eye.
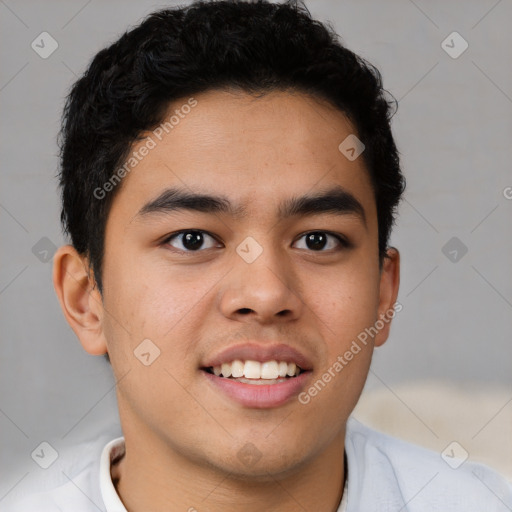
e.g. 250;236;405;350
293;231;349;252
163;230;220;252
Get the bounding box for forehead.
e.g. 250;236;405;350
108;89;376;227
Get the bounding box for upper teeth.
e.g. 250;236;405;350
212;360;301;379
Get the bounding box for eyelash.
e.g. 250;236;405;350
161;229;350;253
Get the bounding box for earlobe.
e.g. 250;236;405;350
374;247;400;348
52;245;108;356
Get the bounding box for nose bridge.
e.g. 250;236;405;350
219;232;303;322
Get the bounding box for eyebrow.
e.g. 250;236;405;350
134;185;367;227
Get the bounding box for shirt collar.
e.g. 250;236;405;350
99;436;127;512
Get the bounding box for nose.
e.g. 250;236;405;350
218;237;304;325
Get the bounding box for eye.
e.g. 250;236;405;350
162;229;349;253
293;231;349;252
163;230;221;252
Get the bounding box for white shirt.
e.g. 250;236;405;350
7;417;512;511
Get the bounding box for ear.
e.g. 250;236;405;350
374;247;400;348
52;245;108;356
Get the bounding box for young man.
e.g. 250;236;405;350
11;0;512;510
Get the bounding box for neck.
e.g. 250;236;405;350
112;421;347;512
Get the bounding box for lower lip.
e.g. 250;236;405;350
201;370;312;409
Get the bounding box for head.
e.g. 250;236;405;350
54;0;404;480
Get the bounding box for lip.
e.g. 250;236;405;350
201;343;313;371
201;370;313;408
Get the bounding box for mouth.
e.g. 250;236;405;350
200;359;312;408
201;359;307;382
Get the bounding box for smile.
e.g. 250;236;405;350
201;360;312;408
204;359;304;380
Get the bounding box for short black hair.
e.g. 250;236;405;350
58;0;405;297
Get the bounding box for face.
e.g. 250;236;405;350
55;89;399;479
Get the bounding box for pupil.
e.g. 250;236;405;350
306;232;327;250
183;231;203;250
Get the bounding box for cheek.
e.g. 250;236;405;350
106;246;190;325
307;260;380;346
298;269;379;425
101;263;209;417
103;254;219;369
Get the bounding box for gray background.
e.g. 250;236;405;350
1;0;511;504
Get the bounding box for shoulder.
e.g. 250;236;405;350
6;437;112;512
7;473;99;512
345;417;512;512
7;481;93;512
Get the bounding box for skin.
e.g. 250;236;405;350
53;89;400;512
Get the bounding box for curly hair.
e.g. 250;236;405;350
58;0;405;296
